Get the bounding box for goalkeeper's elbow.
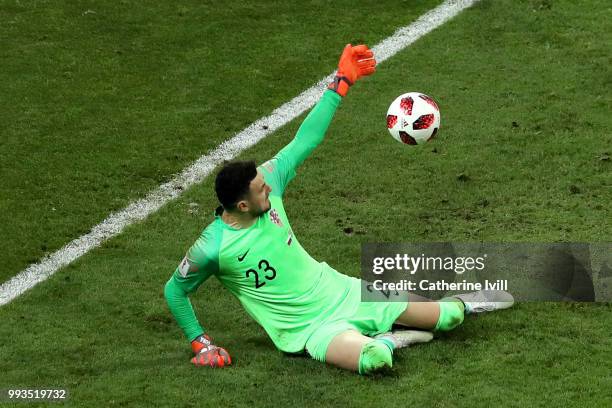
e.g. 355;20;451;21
163;277;174;302
164;277;184;305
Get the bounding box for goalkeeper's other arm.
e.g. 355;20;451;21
164;277;232;367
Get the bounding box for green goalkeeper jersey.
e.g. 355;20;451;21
164;90;360;353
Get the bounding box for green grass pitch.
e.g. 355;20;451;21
0;0;611;406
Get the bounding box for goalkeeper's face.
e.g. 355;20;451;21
245;171;272;217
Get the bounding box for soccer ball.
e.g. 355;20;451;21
386;92;441;145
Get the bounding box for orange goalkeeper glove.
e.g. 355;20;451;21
190;334;232;368
328;44;376;97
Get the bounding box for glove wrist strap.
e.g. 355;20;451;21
191;333;212;354
327;75;353;97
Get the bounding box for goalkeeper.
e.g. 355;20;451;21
164;44;514;374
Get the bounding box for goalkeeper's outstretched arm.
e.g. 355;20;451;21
261;44;376;195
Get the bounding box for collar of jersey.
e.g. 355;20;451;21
215;213;263;232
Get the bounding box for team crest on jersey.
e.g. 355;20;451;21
269;209;283;227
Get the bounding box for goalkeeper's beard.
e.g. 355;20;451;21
248;197;271;217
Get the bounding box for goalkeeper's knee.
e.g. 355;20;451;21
435;299;465;331
358;340;393;375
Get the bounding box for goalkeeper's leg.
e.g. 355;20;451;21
393;294;465;332
324;330;395;375
393;290;515;331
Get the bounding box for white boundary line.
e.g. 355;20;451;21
0;0;479;306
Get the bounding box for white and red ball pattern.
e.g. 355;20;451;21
386;92;441;145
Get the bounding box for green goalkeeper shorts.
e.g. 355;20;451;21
304;277;408;363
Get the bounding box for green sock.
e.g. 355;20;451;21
434;298;465;331
376;337;395;353
358;340;393;375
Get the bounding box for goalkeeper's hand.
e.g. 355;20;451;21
190;334;232;368
328;44;376;97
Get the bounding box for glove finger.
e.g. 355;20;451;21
359;66;376;76
352;44;370;55
357;55;375;62
357;59;376;68
341;43;353;58
218;348;232;366
357;63;376;75
191;352;211;366
214;354;227;367
213;348;231;367
356;50;374;60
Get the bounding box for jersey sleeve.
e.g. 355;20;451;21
164;222;222;341
259;90;341;195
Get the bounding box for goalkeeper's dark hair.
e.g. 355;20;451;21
215;160;258;211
